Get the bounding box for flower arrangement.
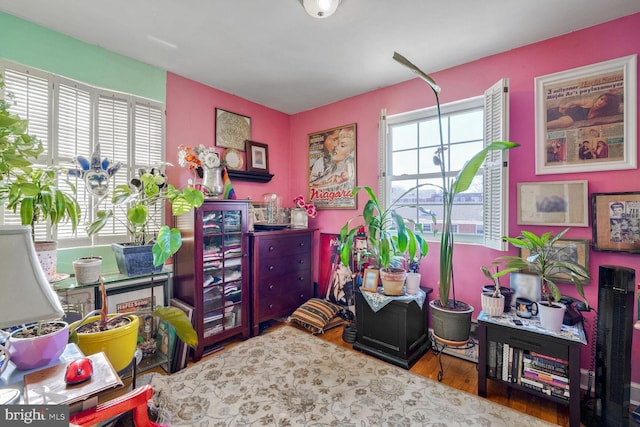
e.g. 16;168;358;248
293;195;317;218
178;144;221;170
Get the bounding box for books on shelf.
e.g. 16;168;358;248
485;340;570;399
24;352;123;408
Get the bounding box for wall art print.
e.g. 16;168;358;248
308;123;357;210
534;55;637;175
592;191;640;253
215;108;251;151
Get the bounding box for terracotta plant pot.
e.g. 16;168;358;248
380;268;406;296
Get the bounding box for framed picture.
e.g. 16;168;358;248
509;272;542;306
246;140;269;172
215;108;251;151
517;180;588;226
534;55;637;175
155;319;176;373
170;298;194;373
519;239;590;282
307;123;357;210
361;268;379;292
592;192;640;253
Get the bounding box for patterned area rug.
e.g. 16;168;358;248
149;326;555;426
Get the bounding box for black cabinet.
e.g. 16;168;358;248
478;311;584;427
353;287;432;369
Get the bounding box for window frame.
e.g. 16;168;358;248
0;60;166;248
379;79;510;250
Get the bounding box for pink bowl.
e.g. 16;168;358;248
9;321;69;370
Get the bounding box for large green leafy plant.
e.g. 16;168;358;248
339;185;431;271
87;168;205;266
393;52;519;309
492;228;590;307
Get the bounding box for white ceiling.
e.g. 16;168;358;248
1;1;639;114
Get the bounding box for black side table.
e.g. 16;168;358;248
353;287;433;369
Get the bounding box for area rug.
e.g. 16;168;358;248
149;326;555;426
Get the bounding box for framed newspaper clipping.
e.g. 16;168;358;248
535;55;636;175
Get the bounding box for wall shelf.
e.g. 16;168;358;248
227;170;273;183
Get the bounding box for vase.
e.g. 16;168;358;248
291;208;308;229
202;166;224;197
405;272;421;294
72;256;103;285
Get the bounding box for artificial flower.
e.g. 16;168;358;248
178;144;221;170
293;195;317;218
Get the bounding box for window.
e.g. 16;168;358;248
0;60;165;248
380;79;510;250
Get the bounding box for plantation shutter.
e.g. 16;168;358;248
483;78;510;251
1;67;50;241
55;78;92;241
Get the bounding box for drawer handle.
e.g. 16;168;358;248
269;265;274;271
269;304;273;308
299;242;305;247
298;260;304;265
268;246;275;252
298;276;304;281
299;294;304;299
269;284;274;290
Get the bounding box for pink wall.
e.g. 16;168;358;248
165;72;291;203
166;13;640;379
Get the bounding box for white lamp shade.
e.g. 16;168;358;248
301;0;341;18
0;226;64;329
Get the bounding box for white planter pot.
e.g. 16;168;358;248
538;301;566;332
405;272;421;294
73;256;103;285
481;292;505;317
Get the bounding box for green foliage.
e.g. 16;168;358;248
492;228;590;307
87;169;205;267
339;185;432;272
393;52;519;308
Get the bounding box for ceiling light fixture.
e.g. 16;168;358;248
300;0;342;19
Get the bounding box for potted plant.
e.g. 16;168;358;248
87;167;205;275
492;228;590;332
480;266;506;317
393;51;519;342
69;276;198;371
339;185;430;295
481;264;515;313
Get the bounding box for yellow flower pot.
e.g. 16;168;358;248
70;314;139;372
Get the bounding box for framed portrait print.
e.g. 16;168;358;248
361;268;379;292
307;123;357;210
246;140;269;172
215;108;251;151
517;180;588;226
519;239;590;283
592;191;640;253
534;55;637;175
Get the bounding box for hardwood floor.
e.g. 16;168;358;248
107;320;571;426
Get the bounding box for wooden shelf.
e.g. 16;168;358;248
227;170;273;183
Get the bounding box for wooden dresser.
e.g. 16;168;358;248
249;228;315;336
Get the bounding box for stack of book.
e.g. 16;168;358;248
487;342;570;400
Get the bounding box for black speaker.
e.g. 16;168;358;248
594;265;635;426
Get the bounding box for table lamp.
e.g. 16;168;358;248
0;226;65;404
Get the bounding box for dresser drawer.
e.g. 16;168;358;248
258;253;311;278
258;281;311;320
258;234;312;259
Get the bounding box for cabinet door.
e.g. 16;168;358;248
201;205;245;338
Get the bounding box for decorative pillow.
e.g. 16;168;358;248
288;298;343;334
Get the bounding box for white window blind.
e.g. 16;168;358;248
1;60;166;247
